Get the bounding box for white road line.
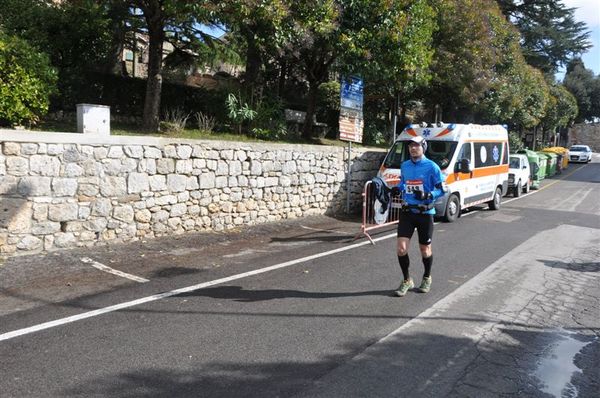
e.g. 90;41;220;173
300;225;345;233
81;257;149;283
0;233;395;342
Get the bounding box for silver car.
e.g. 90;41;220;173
568;145;592;163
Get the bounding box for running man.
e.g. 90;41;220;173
391;135;445;296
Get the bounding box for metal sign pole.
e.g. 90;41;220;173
392;93;398;142
346;141;352;213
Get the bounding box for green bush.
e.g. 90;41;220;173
250;95;287;140
317;81;341;138
0;31;57;126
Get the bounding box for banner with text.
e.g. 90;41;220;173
339;76;364;143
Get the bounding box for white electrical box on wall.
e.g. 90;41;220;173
76;104;110;135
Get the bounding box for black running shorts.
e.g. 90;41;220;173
397;212;434;245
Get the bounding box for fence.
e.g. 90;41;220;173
355;180;403;244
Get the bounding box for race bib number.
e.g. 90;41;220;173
405;179;424;193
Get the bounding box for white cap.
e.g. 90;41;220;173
408;136;427;150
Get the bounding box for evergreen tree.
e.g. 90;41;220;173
563;58;600;122
497;0;591;74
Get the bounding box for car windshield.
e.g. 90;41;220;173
570;146;587;152
383;140;458;170
509;157;520;168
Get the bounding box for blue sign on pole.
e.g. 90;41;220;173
339;76;364;143
340;76;363;112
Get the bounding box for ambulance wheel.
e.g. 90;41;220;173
524;180;530;193
513;181;522;197
444;194;460;222
488;187;502;210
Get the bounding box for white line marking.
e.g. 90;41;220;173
81;257;149;283
0;234;394;342
300;225;345;233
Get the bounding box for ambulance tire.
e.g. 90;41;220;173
513;181;522;197
524;180;530;193
488;187;502;210
443;194;460;222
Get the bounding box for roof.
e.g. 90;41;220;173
396;123;508;142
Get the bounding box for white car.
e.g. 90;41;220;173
508;154;531;197
568;145;592;163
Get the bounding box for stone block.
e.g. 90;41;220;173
48;203;78;222
100;176;127;197
52;178;78;196
128;173;150;193
6;157;28;176
17;236;42;251
18;177;52;196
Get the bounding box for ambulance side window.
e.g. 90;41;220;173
455;143;472;173
474;142;503;168
458;143;471;162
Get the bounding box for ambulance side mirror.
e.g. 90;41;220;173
456;158;472;173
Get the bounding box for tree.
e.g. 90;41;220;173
354;0;435;135
497;0;591;75
128;1;219;131
540;84;577;144
218;0;288;96
421;0;536;124
0;0;115;74
281;0;436;140
0;30;57;126
563;58;599;122
0;0;127;110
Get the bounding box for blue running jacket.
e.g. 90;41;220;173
396;156;445;215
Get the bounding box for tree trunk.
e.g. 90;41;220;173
243;28;261;100
302;81;319;141
142;5;165;132
277;58;287;98
103;3;129;75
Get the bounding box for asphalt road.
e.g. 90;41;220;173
1;160;599;398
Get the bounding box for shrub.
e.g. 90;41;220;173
196;111;216;132
0;31;57;126
250;95;287;140
226;93;257;134
161;108;190;134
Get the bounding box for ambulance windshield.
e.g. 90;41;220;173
383;140;458;170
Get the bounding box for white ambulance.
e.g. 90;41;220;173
378;123;510;222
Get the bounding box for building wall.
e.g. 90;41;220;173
569;123;600;151
0;131;384;257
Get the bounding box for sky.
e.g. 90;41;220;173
556;0;600;80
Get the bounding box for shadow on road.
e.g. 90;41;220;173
176;285;392;302
539;259;600;273
58;328;599;398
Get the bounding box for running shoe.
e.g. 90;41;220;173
394;278;414;297
417;276;432;293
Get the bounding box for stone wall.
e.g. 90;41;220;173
569;123;600;151
0;130;385;257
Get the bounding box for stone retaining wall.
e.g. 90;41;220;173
569;123;600;151
0;130;385;257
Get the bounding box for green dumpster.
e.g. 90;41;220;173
545;152;559;175
537;152;556;177
517;149;543;189
536;152;552;178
